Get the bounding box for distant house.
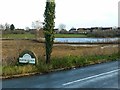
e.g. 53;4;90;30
68;27;117;34
89;27;98;32
77;28;89;34
95;27;112;33
89;27;112;32
69;28;77;34
54;28;59;34
29;29;36;31
117;27;120;30
15;29;25;31
101;27;112;31
112;26;117;30
91;27;99;30
59;29;68;34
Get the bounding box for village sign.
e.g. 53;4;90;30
19;50;36;64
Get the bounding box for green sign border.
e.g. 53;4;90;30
19;50;37;64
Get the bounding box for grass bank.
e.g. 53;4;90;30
2;53;120;78
55;34;87;38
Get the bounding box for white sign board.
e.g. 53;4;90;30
19;54;35;64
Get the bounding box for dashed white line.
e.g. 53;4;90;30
62;69;119;86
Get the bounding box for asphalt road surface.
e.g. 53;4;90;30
2;61;120;89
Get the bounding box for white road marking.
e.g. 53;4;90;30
62;69;119;86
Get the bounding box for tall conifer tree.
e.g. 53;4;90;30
44;0;55;63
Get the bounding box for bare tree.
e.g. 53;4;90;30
59;24;66;31
25;27;30;31
5;23;10;30
32;20;44;40
32;22;36;29
0;24;5;30
31;20;43;30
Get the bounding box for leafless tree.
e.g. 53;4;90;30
58;23;66;31
25;27;30;31
0;24;5;30
32;20;44;40
5;23;10;30
31;20;43;30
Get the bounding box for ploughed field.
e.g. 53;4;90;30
2;39;118;66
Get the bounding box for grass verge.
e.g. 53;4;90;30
2;53;120;78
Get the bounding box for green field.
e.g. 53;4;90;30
2;33;35;39
2;33;87;39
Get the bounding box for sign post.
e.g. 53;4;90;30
19;50;36;65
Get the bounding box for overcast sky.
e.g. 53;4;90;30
0;0;119;30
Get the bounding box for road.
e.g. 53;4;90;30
2;61;120;89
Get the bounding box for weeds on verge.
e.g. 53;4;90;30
2;53;120;76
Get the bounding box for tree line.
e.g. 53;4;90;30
0;23;15;31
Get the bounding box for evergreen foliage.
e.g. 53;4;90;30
10;24;15;31
44;0;55;63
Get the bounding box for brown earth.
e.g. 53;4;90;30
2;40;45;65
2;39;118;65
